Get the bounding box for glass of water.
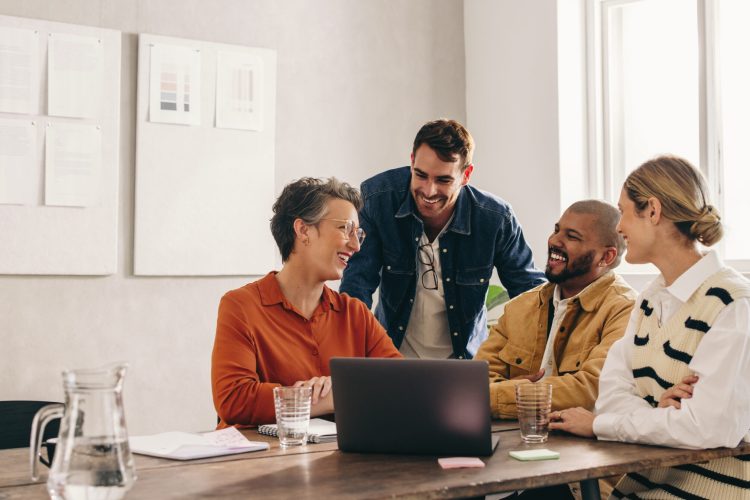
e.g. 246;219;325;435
273;386;312;447
515;382;553;443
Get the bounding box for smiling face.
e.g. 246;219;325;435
616;187;656;264
545;210;604;288
305;198;362;281
410;144;472;232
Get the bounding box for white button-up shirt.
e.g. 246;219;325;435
593;251;750;449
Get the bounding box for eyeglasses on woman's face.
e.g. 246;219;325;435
319;218;366;245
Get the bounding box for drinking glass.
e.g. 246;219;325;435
515;383;553;443
273;387;312;447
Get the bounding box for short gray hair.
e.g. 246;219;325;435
270;177;362;261
566;199;625;269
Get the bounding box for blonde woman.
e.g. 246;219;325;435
550;156;750;498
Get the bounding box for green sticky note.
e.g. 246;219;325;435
509;449;560;461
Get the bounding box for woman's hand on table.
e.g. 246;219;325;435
293;375;332;403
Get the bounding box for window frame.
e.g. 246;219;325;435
585;0;749;272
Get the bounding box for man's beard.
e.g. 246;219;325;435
545;249;596;284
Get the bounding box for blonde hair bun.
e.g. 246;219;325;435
691;204;723;246
624;155;723;246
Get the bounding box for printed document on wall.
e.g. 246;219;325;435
0;26;40;115
45;122;101;207
216;51;263;131
149;44;201;125
48;33;102;118
0;118;35;205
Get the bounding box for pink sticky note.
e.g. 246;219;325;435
438;457;486;469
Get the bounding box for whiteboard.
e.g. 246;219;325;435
0;15;120;275
134;34;276;276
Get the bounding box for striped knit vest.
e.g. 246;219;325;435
612;267;750;500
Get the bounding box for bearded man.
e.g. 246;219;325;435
475;200;637;419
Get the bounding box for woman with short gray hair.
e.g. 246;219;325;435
211;177;401;428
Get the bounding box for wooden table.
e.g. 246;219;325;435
2;425;749;499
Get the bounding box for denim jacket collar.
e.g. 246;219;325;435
394;185;472;236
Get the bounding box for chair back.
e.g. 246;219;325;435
0;400;63;450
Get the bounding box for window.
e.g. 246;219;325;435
587;0;750;267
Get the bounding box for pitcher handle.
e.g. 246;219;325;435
30;403;64;481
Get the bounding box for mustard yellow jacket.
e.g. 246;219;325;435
475;271;636;419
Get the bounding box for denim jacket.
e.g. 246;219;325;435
340;167;545;359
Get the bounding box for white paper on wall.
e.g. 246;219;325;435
149;44;201;126
0;26;39;115
44;122;101;207
48;33;103;118
215;51;263;131
0;117;35;205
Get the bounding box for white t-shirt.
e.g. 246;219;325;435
539;286;568;378
400;232;453;359
540;281;597;378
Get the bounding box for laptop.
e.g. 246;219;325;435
330;357;499;456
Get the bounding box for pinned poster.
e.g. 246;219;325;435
215;51;263;131
0;14;120;276
45;122;101;207
149;44;201;126
0;118;36;205
48;32;102;118
0;26;40;114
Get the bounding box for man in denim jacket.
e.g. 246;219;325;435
340;119;544;359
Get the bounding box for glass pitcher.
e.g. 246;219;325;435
30;363;136;500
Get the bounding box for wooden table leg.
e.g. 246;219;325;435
580;479;601;500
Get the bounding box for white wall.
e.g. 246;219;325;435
0;0;466;434
464;0;563;264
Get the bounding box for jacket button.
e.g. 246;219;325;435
387;265;391;270
446;277;451;282
398;326;404;331
415;237;419;242
453;332;458;337
515;358;522;365
409;299;414;303
442;248;447;253
449;305;454;310
458;355;463;359
479;278;485;283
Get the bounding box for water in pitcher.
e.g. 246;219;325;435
31;364;136;500
48;438;134;500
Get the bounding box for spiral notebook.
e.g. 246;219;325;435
257;418;337;443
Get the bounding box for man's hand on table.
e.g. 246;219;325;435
549;407;596;438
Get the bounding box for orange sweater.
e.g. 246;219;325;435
211;272;401;427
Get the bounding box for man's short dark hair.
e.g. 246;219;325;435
412;119;474;169
270;177;362;262
566;199;625;269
